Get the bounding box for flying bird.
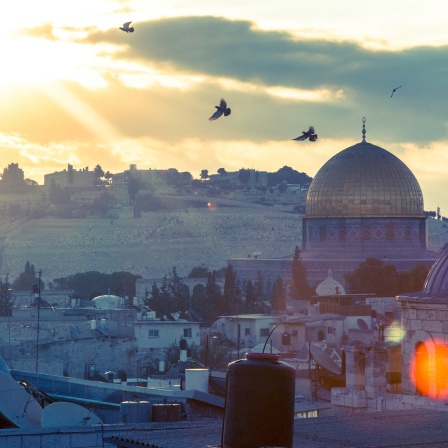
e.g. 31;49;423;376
390;85;402;97
209;98;231;121
119;21;134;33
293;126;318;142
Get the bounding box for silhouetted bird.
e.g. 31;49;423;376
293;126;318;141
209;98;231;121
390;85;401;97
120;21;134;33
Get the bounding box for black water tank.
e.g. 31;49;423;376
223;352;295;448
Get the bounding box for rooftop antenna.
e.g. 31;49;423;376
262;324;278;353
362;117;366;142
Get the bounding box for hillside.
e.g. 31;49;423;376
0;193;447;286
0;199;301;283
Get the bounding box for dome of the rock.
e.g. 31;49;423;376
306;141;424;218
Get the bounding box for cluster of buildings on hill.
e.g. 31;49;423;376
43;163;272;191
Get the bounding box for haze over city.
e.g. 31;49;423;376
1;1;448;212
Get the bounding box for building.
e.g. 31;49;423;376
209;169;268;189
220;314;278;350
112;165;192;189
44;165;95;189
398;248;448;397
229;121;439;292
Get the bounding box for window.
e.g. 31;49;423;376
292;330;298;337
260;328;269;337
184;328;192;338
244;328;251;336
148;329;159;338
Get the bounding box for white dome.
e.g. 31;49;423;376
315;270;345;296
92;294;123;309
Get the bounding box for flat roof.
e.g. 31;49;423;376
98;408;448;447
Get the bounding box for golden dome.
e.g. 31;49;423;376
306;141;424;217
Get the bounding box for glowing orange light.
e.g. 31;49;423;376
410;338;448;399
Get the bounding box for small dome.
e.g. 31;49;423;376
421;249;448;296
306;141;424;217
316;270;345;296
92;294;123;309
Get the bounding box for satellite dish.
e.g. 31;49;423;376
0;371;43;428
0;355;11;376
310;344;342;375
357;318;369;330
41;402;103;427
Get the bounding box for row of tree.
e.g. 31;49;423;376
143;246;316;322
199;166;313;188
7;249;431;322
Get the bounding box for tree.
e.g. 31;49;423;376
144;268;190;317
128;172;141;202
200;169;209;180
290;246;314;300
277;180;288;193
253;271;265;304
217;168;227;176
0;163;27;193
167;267;190;312
0;275;13;316
398;264;430;293
13;261;45;291
52;271;140;299
344;258;430;297
93;164;105;182
204;270;222;322
267;166;312;188
191;283;206;319
188;266;209;278
270;277;286;312
344;258;399;296
222;264;239;315
245;279;256;307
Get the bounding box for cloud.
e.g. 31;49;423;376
79;15;448;143
21;23;58;41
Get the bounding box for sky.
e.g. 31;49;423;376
1;0;448;213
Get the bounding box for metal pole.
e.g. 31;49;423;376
35;270;41;373
205;334;209;368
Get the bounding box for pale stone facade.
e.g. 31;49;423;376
398;249;448;398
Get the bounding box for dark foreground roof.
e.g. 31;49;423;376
112;409;448;448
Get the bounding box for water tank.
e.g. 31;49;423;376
120;401;151;423
223;352;295;448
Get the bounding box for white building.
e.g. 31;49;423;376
133;312;200;351
221;314;279;350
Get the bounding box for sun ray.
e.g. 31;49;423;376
40;82;123;145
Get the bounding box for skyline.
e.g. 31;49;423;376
1;1;448;213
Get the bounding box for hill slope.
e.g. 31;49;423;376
1;202;301;282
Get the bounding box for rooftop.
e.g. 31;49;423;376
111;408;448;447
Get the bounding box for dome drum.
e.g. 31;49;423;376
302;217;427;251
